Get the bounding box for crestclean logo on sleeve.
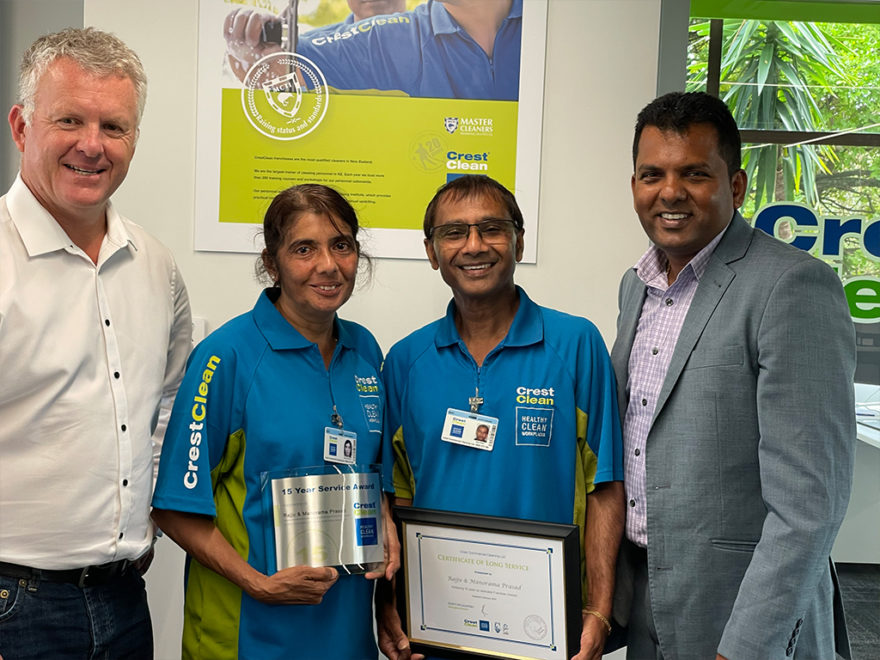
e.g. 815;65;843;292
183;355;220;489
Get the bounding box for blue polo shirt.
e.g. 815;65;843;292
153;289;390;660
297;0;522;100
384;287;622;528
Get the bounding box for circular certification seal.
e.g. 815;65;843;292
523;614;548;641
241;52;328;141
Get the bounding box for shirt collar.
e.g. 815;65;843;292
633;221;730;287
428;0;522;37
254;288;353;352
435;285;542;349
7;173;136;258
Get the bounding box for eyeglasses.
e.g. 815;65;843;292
428;219;518;245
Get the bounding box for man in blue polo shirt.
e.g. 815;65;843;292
376;175;625;660
224;0;522;100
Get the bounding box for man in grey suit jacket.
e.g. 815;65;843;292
609;92;856;659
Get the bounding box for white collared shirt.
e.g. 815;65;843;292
0;175;191;570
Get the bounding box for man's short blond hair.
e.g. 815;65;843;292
18;27;147;125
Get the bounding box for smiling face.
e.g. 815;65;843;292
632;123;746;276
264;211;359;330
8;57;138;229
475;424;489;442
424;192;523;303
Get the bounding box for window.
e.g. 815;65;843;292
688;0;880;383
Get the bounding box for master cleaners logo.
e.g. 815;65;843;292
442;116;494;136
242;52;327;140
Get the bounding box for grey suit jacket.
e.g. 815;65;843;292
610;214;856;659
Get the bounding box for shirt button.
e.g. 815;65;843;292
641;398;647;406
629;499;636;507
634;448;641;456
118;532;124;540
651;347;659;355
122;479;129;487
105;319;111;326
120;424;127;432
114;371;120;379
665;298;673;306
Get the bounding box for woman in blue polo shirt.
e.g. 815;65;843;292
152;184;396;659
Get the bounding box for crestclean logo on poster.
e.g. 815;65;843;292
443;116;494;136
447;151;489;172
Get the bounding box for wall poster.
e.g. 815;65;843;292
194;0;548;261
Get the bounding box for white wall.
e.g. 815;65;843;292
0;0;83;188
77;0;661;656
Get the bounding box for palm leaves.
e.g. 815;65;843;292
687;19;855;213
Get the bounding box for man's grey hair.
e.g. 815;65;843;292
18;27;147;125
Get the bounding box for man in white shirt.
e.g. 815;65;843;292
0;27;191;659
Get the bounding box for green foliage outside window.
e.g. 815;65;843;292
687;18;880;280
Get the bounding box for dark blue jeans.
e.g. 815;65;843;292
0;567;152;659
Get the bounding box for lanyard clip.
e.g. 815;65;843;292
331;405;343;429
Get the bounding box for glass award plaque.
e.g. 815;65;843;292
261;464;384;575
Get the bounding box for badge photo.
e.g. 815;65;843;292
440;408;499;451
324;427;357;464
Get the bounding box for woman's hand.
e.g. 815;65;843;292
152;508;339;605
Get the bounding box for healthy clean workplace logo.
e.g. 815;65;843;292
242;52;328;140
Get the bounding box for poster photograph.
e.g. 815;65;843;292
194;0;547;260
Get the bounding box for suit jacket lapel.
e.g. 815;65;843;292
651;213;753;423
613;271;647;413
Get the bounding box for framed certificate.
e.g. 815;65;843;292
394;507;582;660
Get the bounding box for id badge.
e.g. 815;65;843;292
324;427;356;464
440;408;498;451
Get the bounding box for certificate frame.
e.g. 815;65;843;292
394;507;582;660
